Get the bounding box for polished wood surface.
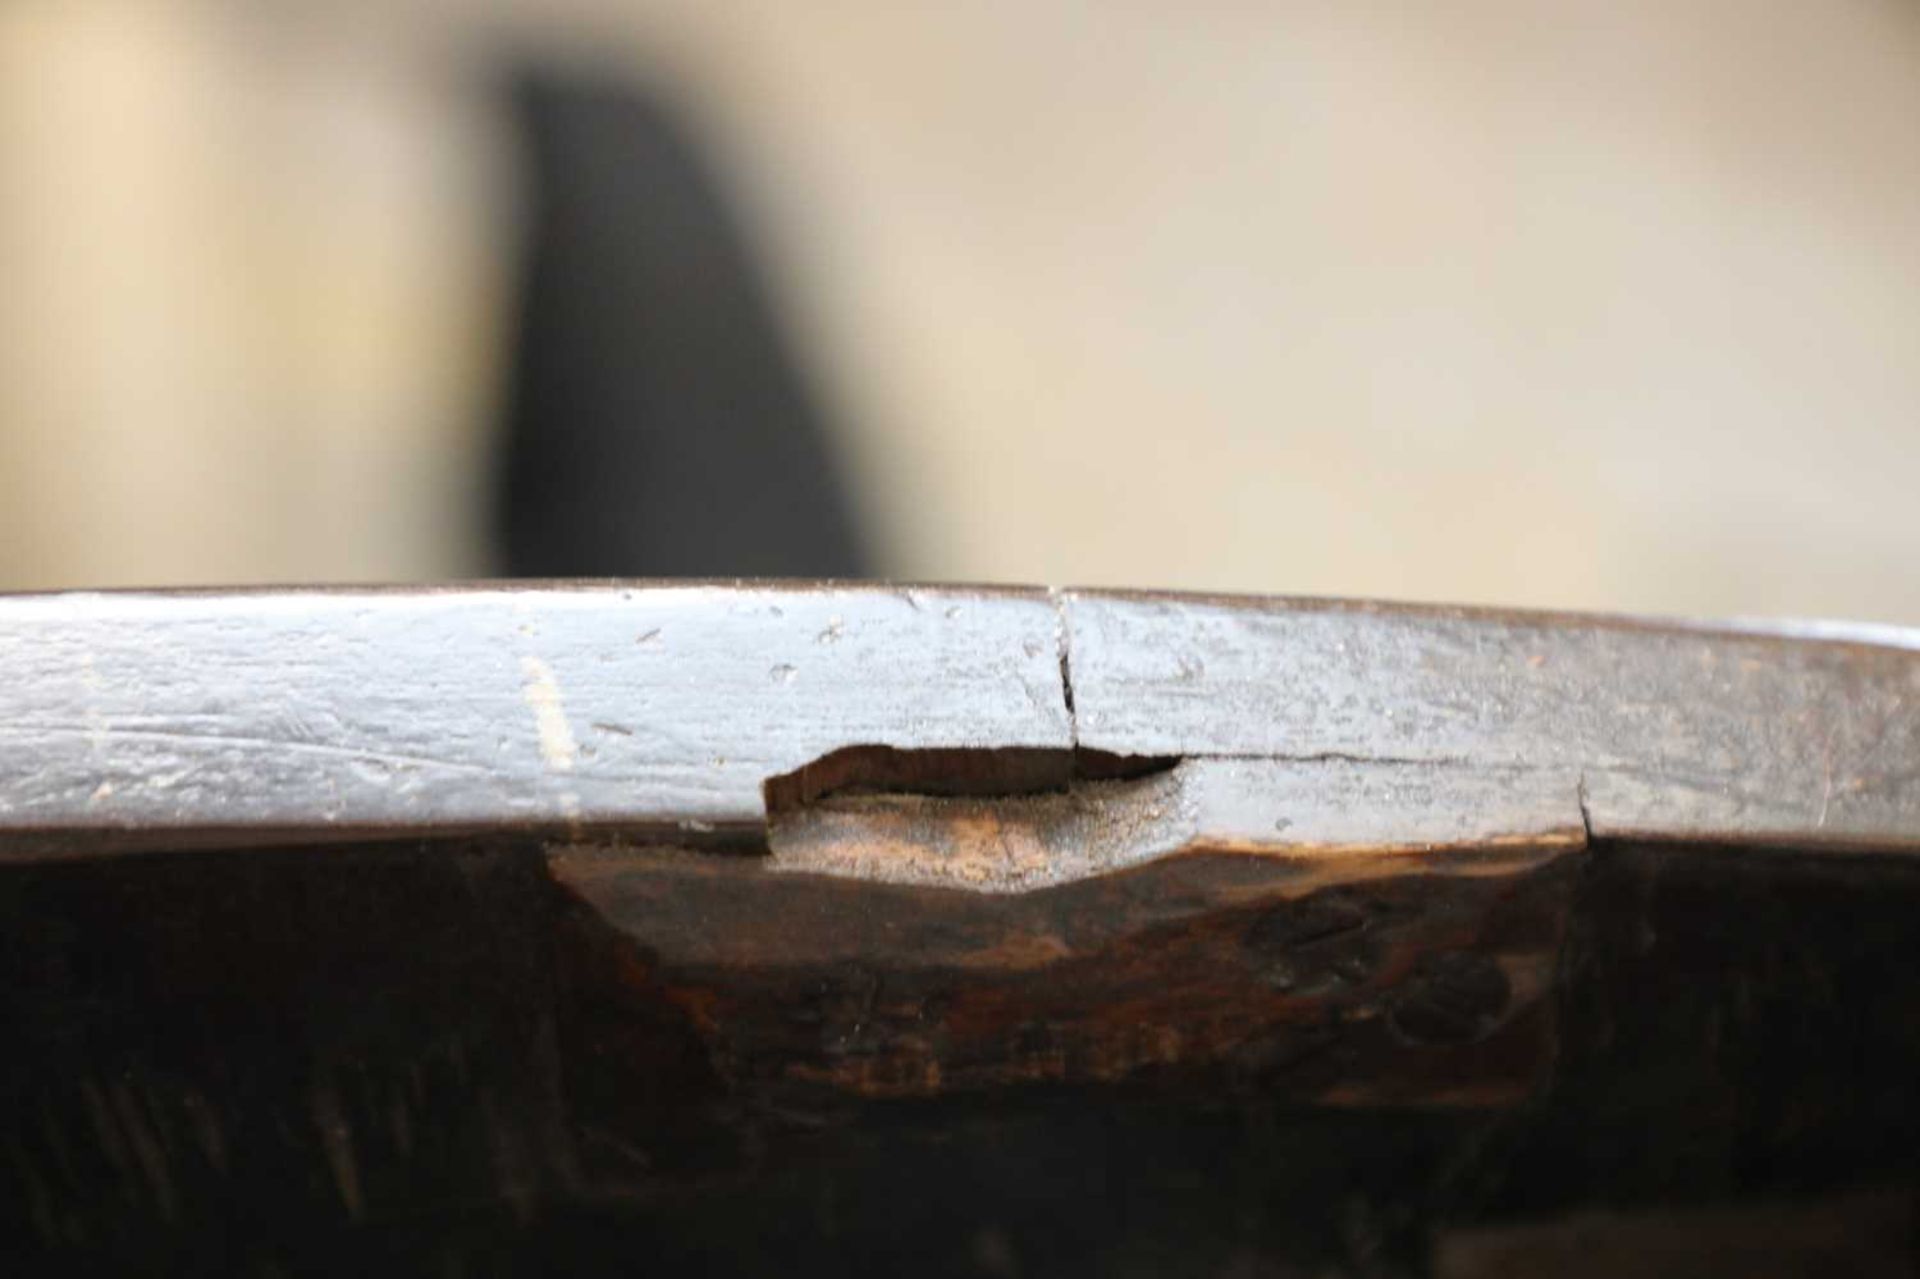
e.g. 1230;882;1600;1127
0;584;1913;855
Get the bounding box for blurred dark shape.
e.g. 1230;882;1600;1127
495;72;869;579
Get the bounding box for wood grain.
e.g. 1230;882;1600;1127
1064;590;1920;851
0;573;1914;1278
0;585;1067;855
550;836;1577;1107
0;584;1912;861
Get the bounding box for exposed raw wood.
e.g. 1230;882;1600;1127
552;836;1576;1106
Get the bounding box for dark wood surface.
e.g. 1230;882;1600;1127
0;584;1914;855
5;836;1916;1275
0;584;1914;1275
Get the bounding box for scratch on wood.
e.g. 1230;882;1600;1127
519;656;579;774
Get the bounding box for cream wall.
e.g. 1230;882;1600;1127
2;0;1916;622
0;1;509;586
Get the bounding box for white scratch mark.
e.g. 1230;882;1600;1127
519;656;579;773
78;653;109;756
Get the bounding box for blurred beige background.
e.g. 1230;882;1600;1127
2;0;1916;620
